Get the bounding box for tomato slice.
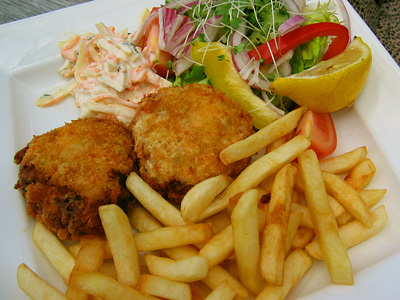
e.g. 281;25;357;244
295;110;337;159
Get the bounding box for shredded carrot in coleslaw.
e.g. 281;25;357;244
37;22;171;125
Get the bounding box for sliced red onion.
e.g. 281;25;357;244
230;24;250;71
238;58;256;80
173;55;194;75
280;0;306;13
261;91;285;116
335;0;351;38
230;24;271;90
159;8;195;56
265;49;295;74
131;0;196;46
278;15;305;35
193;16;222;42
277;61;292;77
176;1;198;14
294;0;306;12
160;12;221;75
177;15;222;58
159;8;222;56
245;59;271;90
230;25;253;79
171;16;222;75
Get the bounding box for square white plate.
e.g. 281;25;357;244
1;0;400;299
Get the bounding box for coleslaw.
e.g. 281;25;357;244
36;22;171;125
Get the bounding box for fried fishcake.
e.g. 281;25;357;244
131;84;254;202
14;117;136;240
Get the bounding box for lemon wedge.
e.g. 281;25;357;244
191;41;280;129
269;37;372;113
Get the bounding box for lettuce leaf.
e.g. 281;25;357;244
289;0;338;74
170;64;211;87
289;36;328;74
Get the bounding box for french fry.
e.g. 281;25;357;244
89;295;104;300
257;201;270;232
190;281;212;300
292;195;346;226
203;210;231;235
32;222;75;283
226;192;244;216
204;280;236;300
144;254;209;282
127;203;208;272
66;237;105;300
322;172;372;228
199;135;311;220
359;189;387;205
294;173;347;218
258;173;276;195
226;186;267;217
293;165;305;192
202;265;249;299
265;132;294;154
260;164;296;286
345;158;376;190
199;224;234;268
306;206;388;260
99;204;141;287
68;239;112;260
328;194;347;218
126;172;186;227
298;149;353;285
130;202;233;299
181;175;232;223
138;274;192;300
286;210;304;256
336;189;387;226
162;244;201;261
128;202;164;232
319;146;367;174
223;260;240;279
68;243;82;258
291;202;314;229
98;262;118;279
255;249;313;300
220;106;305;165
291;227;315;250
17;263;70;300
231;189;266;294
223;193;269;230
159;240;249;300
291;188;302;203
74;272;158;300
134;223;213;252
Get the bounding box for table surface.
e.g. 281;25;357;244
0;0;92;24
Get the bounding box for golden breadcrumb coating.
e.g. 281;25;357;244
14;117;135;240
131;84;254;202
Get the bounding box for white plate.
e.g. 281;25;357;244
1;0;400;299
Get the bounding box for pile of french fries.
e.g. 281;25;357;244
17;107;388;300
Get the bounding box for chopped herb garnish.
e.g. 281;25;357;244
166;60;173;70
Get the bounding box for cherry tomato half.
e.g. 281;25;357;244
295;110;337;159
